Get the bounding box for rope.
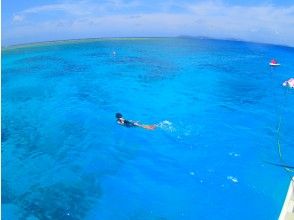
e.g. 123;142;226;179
264;161;294;169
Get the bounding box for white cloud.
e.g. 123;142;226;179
13;0;141;20
5;1;294;46
21;2;94;16
12;14;24;22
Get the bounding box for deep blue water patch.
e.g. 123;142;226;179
2;38;294;220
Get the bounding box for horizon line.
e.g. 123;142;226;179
3;36;293;51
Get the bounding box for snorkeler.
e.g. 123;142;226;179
115;113;156;130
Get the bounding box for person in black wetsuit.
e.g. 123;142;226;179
115;113;156;130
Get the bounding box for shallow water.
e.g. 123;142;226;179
2;38;294;220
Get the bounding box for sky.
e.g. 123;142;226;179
3;0;294;46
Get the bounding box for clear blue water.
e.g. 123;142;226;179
2;38;294;220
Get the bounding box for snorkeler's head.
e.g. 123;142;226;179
116;113;123;119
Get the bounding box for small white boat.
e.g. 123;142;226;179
279;177;294;220
283;78;294;89
269;63;281;66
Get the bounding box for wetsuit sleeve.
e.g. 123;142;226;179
124;120;136;127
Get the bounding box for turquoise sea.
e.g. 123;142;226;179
2;38;294;219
